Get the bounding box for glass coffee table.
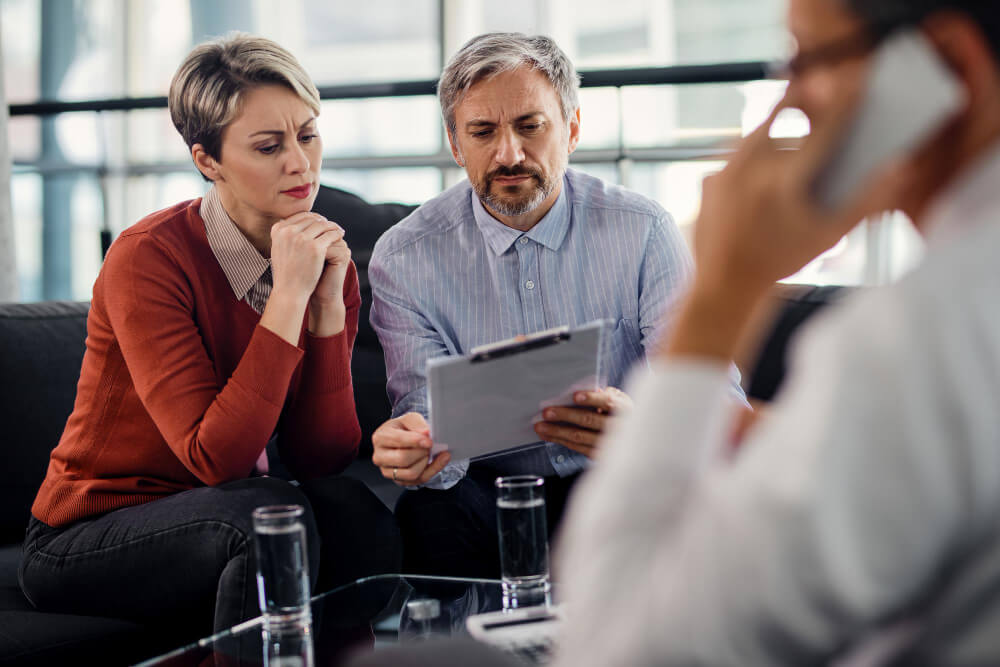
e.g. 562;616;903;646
137;574;554;666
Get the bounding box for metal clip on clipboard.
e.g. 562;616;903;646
469;326;571;363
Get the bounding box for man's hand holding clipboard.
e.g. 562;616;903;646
371;412;452;487
371;320;631;487
532;385;632;458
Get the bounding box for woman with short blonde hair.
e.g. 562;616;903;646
20;33;400;638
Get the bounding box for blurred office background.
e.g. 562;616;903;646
3;0;925;302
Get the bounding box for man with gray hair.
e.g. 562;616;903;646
368;33;744;577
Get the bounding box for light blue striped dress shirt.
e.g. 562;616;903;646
370;168;734;489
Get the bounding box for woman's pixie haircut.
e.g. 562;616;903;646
168;33;321;165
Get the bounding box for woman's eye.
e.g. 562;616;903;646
300;133;318;143
258;145;279;155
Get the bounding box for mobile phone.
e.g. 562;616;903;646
812;28;964;210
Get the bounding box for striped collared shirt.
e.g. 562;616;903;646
370;168;744;489
199;186;273;474
200;186;272;314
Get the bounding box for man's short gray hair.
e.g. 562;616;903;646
438;33;580;136
168;33;320;167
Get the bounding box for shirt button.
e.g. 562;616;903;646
519;237;529;245
556;455;566;463
525;280;535;290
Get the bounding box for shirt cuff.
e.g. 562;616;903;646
418;459;469;490
548;444;589;476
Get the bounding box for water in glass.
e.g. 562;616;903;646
495;476;551;608
253;506;311;627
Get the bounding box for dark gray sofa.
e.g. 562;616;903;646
0;300;184;666
0;182;847;664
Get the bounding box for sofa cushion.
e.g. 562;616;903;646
312;184;417;348
0;301;89;547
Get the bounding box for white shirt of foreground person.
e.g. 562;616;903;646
554;125;1000;666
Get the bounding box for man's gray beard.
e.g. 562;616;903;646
477;175;556;217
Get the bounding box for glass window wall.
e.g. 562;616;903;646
4;0;920;301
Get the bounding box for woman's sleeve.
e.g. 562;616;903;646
279;262;363;480
102;231;304;486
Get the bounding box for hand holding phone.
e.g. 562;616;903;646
812;28;964;210
674;26;965;323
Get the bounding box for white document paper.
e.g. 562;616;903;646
427;320;607;461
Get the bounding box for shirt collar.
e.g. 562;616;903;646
472;175;571;255
923;140;1000;247
200;185;271;301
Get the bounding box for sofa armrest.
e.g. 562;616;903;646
0;301;90;545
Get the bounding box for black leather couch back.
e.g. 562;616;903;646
311;185;418;457
0;301;89;545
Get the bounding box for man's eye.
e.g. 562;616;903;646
471;129;494;138
258;145;279;155
520;124;541;133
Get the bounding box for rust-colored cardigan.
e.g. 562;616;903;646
32;199;361;527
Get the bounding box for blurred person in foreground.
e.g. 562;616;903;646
555;0;1000;665
19;34;399;637
367;32;746;578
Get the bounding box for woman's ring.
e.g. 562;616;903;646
393;467;398;482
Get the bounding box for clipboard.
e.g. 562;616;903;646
427;320;608;461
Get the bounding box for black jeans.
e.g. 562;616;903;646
395;465;581;579
19;475;400;635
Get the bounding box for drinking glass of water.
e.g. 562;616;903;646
495;476;551;609
252;504;312;630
